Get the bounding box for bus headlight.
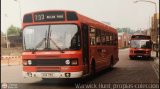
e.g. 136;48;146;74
65;60;71;65
27;60;32;65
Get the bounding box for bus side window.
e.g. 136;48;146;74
106;32;110;45
89;27;96;45
96;29;101;45
110;33;113;45
115;35;118;46
113;34;116;45
108;33;111;45
112;34;114;45
101;30;106;45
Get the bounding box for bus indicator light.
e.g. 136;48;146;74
23;60;28;66
71;59;78;65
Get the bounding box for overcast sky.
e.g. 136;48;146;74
1;0;159;33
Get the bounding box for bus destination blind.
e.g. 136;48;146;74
34;11;65;22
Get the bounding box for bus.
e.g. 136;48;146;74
22;10;119;79
129;35;152;59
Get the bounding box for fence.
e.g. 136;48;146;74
1;56;22;66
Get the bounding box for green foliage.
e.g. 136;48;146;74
7;25;21;36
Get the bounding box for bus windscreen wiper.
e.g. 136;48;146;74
32;30;48;53
49;38;64;53
48;26;64;53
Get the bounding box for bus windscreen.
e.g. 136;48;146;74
130;40;152;49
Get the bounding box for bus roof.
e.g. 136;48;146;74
77;14;117;33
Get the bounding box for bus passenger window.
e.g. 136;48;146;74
113;35;115;45
106;33;110;45
96;37;100;45
96;29;101;45
101;31;106;45
110;34;113;45
89;28;96;45
115;35;117;45
115;35;118;45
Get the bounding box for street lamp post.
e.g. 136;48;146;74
14;0;22;24
134;0;158;57
5;14;9;48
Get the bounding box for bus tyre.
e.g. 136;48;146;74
109;57;114;70
42;78;48;81
90;62;95;79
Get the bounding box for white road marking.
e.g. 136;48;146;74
152;62;159;79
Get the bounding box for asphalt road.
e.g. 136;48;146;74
1;48;159;89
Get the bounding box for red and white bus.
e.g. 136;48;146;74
129;35;152;59
22;10;119;79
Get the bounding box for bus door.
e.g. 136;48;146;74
81;23;89;74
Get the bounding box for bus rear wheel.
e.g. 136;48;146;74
90;61;95;79
109;56;114;71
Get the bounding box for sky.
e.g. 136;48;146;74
1;0;159;33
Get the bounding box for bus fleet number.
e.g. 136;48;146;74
35;14;45;21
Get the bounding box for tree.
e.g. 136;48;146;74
7;25;21;36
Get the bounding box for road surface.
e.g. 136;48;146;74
1;48;159;89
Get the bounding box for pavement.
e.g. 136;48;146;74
151;51;159;65
151;51;159;79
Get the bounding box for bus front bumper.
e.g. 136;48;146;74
23;71;83;78
129;54;151;57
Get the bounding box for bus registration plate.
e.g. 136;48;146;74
42;73;54;77
137;56;142;57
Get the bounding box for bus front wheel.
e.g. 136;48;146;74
129;56;134;60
